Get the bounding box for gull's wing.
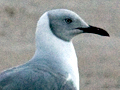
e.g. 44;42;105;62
0;65;77;90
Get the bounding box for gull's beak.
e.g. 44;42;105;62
77;25;110;37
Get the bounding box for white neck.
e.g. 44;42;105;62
30;12;79;90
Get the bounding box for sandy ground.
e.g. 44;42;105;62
0;0;120;90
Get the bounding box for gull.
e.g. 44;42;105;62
0;9;109;90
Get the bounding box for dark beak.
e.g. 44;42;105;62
77;25;110;37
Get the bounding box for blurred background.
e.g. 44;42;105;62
0;0;120;90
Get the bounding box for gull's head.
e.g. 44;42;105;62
36;9;109;42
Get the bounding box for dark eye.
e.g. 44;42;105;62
64;18;72;24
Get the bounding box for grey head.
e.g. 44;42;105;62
48;9;109;41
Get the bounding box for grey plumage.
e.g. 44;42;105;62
0;64;76;90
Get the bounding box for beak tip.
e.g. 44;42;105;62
106;33;110;37
101;31;110;37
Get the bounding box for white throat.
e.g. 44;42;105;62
31;12;79;90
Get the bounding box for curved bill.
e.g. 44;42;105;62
77;25;110;37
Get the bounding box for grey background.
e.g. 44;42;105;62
0;0;120;90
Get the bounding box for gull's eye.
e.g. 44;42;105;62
64;18;72;24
